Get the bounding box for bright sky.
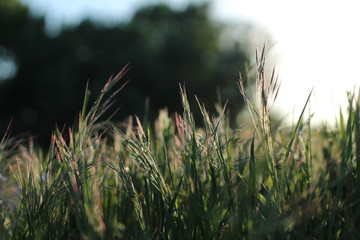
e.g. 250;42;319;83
20;0;360;126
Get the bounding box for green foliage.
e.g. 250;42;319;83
1;46;360;239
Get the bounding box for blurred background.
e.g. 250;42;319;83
1;0;360;146
0;0;260;146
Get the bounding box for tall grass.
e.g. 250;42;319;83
1;46;360;239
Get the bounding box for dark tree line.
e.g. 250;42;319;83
0;0;252;146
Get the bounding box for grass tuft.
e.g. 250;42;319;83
0;47;360;239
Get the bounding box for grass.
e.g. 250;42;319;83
1;44;360;239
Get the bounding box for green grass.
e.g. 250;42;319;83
1;45;360;239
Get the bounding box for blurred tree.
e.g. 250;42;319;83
0;0;251;146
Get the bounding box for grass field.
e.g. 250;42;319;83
1;46;360;239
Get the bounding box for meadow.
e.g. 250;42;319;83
1;46;360;239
